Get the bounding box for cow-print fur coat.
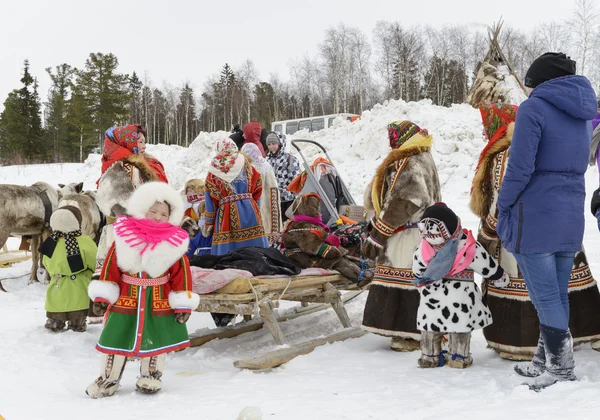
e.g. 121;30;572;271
412;234;507;333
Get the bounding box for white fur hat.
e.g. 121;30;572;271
50;206;82;233
127;182;185;225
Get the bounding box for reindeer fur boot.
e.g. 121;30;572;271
86;354;127;399
68;316;87;332
418;332;444;368
136;354;165;394
447;332;473;368
45;318;65;332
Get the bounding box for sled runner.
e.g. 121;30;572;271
190;267;364;368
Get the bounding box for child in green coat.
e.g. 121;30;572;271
39;205;98;332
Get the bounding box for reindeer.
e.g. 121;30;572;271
58;190;103;243
0;181;83;288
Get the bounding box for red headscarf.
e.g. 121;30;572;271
242;121;266;157
474;104;518;174
99;124;168;184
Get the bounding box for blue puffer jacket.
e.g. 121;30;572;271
497;75;597;254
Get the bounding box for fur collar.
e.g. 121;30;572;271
113;232;189;277
370;136;433;215
123;154;160;183
469;123;514;218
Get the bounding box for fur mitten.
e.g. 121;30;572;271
201;224;214;238
92;301;108;316
175;312;190;324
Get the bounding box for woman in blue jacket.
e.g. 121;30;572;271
497;52;597;391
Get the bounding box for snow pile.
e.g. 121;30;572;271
286;99;486;202
0;99;489;205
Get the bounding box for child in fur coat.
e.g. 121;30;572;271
86;182;200;398
39;206;98;332
183;178;212;257
412;203;509;368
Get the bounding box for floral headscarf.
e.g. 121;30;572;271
388;120;428;150
479;103;518;145
100;124;144;174
208;138;245;182
469;103;518;195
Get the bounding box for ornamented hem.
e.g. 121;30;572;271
361;325;420;340
96;340;190;358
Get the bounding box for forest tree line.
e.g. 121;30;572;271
0;0;598;164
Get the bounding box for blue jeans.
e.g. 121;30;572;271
514;252;575;331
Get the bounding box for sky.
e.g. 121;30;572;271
0;0;577;112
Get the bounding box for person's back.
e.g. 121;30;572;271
497;52;598;391
499;74;596;254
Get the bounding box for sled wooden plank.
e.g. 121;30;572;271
189;290;363;347
324;283;352;328
0;254;31;266
233;327;367;370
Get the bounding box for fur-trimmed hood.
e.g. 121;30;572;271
114;231;189;277
469;123;514;218
127;182;185;225
184;179;205;194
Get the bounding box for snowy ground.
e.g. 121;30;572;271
1;99;600;419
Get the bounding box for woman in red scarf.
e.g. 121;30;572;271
95;125;169;269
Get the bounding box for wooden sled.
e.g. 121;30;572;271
0;249;32;292
191;271;363;368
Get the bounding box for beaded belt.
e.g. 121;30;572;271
219;193;252;205
121;274;169;286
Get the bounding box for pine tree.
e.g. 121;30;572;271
129;71;143;125
66;75;95;162
0;60;44;163
77;53;130;142
45;64;75;161
0;91;28;163
219;64;236;130
254;82;276;128
177;84;196;147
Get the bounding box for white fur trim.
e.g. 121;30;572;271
126;182;185;225
168;291;200;311
113;234;189;277
50;208;80;232
88;280;120;304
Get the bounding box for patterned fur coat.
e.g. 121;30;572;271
361;135;442;338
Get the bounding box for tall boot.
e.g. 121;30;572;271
68;316;87;333
86;354;127;398
45;318;65;332
514;334;545;377
136;354;165;394
447;332;473;368
527;324;576;392
418;332;444;368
